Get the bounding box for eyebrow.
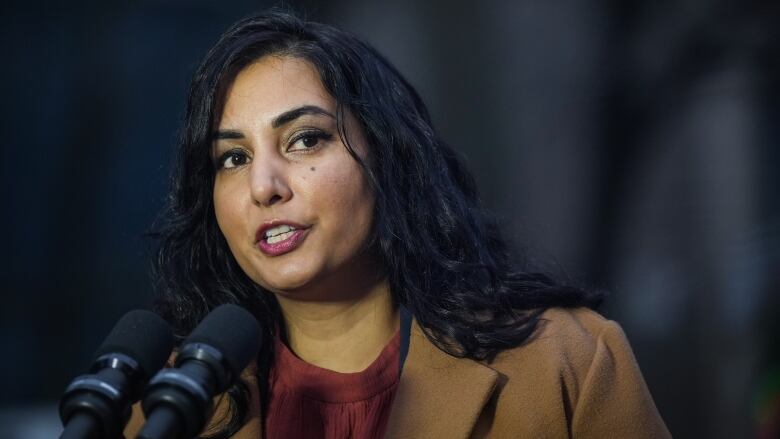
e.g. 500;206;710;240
212;105;336;140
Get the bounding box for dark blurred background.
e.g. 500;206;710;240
1;0;778;437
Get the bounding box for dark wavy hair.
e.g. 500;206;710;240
152;8;604;438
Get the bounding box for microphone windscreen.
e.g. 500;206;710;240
184;304;262;379
93;310;174;376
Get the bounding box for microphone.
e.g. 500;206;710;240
59;310;174;439
138;304;262;439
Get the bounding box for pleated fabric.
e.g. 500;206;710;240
264;330;401;439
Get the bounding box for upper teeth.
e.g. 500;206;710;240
265;225;296;238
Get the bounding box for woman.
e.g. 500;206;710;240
127;9;670;439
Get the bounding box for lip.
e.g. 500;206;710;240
255;220;310;257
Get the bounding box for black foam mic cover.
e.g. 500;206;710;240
182;303;263;386
94;310;175;378
139;304;262;439
59;310;174;439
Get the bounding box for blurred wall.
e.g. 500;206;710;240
1;0;778;437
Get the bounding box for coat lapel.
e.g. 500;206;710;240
384;320;499;438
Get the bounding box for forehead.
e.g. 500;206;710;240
219;55;334;126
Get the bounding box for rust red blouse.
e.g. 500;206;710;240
264;331;401;438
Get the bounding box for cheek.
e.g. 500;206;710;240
308;163;374;234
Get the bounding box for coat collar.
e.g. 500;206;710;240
384;319;499;438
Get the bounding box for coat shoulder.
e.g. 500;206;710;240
489;306;614;375
480;306;671;438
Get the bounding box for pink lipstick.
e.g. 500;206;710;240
255;221;310;256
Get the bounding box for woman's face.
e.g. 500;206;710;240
212;55;376;299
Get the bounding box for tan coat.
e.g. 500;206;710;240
125;307;671;438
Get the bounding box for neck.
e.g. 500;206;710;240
275;278;399;373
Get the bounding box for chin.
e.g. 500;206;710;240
253;267;319;295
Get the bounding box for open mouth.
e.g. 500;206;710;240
256;223;310;256
263;224;298;244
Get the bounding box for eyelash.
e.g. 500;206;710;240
215;149;250;170
214;130;334;170
288;129;333;152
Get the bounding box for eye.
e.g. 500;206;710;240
216;149;250;170
301;135;319;148
288;130;333;152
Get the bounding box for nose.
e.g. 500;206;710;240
248;155;292;207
